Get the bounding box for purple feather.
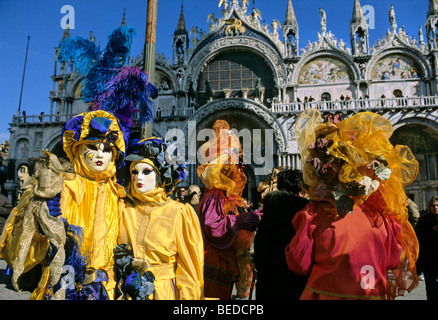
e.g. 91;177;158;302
92;67;156;126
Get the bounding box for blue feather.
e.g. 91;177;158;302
101;26;136;69
57;37;100;78
60;218;89;279
57;26;137;104
82;26;137;103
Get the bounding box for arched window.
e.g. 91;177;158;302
197;51;274;103
321;92;331;101
393;89;403;98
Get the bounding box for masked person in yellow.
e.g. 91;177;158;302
116;137;204;300
0;110;127;300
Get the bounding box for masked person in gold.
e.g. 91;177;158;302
116;137;204;300
0;110;127;300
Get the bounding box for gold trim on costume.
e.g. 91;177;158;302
305;285;387;300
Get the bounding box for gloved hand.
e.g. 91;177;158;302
235;211;260;232
46;193;62;217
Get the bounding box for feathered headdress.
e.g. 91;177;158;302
295;109;419;220
295;109;420;299
92;67;158;126
57;26;157;128
118;137;187;195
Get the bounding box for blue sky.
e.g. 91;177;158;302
0;0;429;142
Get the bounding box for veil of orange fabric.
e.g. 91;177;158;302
197;120;247;214
295;109;419;299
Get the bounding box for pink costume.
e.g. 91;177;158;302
286;195;402;299
286;109;419;300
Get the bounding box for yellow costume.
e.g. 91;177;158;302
119;185;204;300
0;110;126;300
116;138;204;300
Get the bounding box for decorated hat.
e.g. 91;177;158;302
295;108;420;299
118;137;187;194
61;110;127;163
295;109;418;219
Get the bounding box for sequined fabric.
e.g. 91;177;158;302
2;151;75;291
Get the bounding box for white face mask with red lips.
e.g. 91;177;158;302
80;141;113;173
131;162;158;194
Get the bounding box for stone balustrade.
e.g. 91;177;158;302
271;96;438;114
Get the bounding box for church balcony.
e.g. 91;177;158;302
9;106;197;128
271;96;438;115
150;107;195;121
10;113;76;126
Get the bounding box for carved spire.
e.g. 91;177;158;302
284;0;298;28
61;22;70;42
283;0;299;57
175;2;187;35
389;5;397;33
121;8;127;26
173;1;189;65
351;0;365;23
350;0;369;55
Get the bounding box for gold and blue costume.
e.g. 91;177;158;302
0;110;126;299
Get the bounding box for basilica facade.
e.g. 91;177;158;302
4;0;438;210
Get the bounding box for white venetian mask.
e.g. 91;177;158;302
131;162;158;194
80;141;113;173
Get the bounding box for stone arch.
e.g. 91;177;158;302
14;160;33;185
184;36;287;92
183;98;287;154
292;50;361;84
45;134;63;157
387;111;438;131
366;49;431;81
15;138;30;160
390;121;438;154
389;117;438;211
156;62;180;93
66;74;84;98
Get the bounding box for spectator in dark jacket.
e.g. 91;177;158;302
254;168;309;300
416;196;438;300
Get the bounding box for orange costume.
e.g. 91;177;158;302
197;120;259;300
285;110;419;300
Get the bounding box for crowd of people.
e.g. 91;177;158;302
0;24;436;301
0;110;436;301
